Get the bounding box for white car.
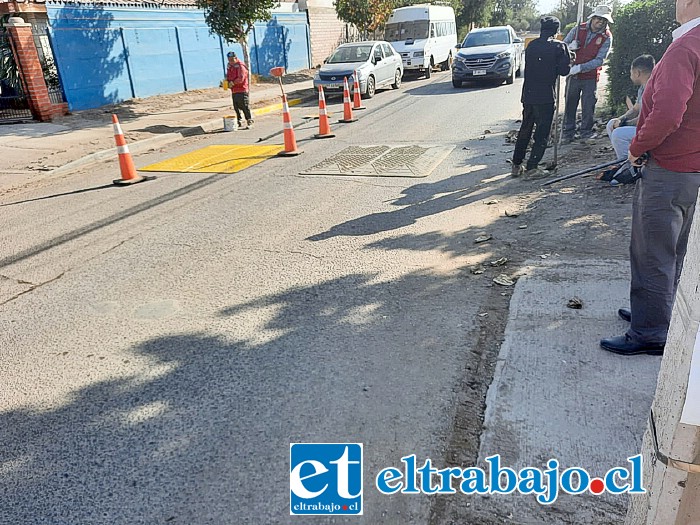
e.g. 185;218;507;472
313;41;404;98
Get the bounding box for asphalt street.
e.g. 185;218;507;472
0;70;599;525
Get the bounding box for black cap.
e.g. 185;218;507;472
540;16;560;33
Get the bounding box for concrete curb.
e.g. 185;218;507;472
46;95;312;181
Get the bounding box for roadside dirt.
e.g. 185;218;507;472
425;121;634;525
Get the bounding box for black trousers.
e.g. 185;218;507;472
232;92;252;122
512;103;555;170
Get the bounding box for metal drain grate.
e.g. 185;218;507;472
300;145;454;178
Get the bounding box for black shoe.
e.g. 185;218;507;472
618;308;631;322
610;164;641;185
600;335;664;356
595;165;622;182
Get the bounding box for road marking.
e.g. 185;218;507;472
139;145;284;174
254;98;303;117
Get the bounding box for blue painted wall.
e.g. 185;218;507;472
45;3;310;111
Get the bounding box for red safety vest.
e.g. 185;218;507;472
573;23;611;81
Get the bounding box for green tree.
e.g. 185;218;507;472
196;0;276;79
504;0;539;31
550;0;624;33
490;0;513;26
465;0;540;30
458;0;495;32
607;0;677;113
335;0;396;35
489;11;510;25
550;0;594;28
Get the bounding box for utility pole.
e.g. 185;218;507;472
576;0;584;27
626;199;700;524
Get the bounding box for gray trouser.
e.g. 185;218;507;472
628;161;700;344
563;77;597;138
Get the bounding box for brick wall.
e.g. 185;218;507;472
305;4;349;67
5;17;67;121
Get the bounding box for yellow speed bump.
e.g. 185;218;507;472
139;144;284;174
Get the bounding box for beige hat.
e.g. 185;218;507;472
588;5;614;23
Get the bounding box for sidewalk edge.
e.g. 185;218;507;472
47;96;309;180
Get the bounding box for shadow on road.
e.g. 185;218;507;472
306;159;510;241
0;267;498;523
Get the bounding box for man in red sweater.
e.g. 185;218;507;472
601;0;700;356
226;51;254;129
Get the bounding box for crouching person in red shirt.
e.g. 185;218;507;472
600;0;700;356
226;51;254;129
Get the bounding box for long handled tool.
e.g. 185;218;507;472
559;0;585;146
552;76;561;167
541;157;626;186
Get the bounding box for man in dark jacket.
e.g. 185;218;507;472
511;16;571;178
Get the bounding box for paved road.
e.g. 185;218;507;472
0;71;526;524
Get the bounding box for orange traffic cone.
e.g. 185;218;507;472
339;77;357;123
278;94;302;157
352;70;366;111
314;86;335;139
111;114;152;186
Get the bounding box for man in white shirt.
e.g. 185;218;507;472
605;55;655;160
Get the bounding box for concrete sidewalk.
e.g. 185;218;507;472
449;259;658;524
0;79;315;195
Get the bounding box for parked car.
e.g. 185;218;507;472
451;25;524;87
384;4;457;79
313;41;403;98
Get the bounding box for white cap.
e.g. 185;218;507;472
588;5;614;24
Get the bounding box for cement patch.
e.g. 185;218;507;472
467;259;660;524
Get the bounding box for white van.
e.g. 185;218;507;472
384;4;457;78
